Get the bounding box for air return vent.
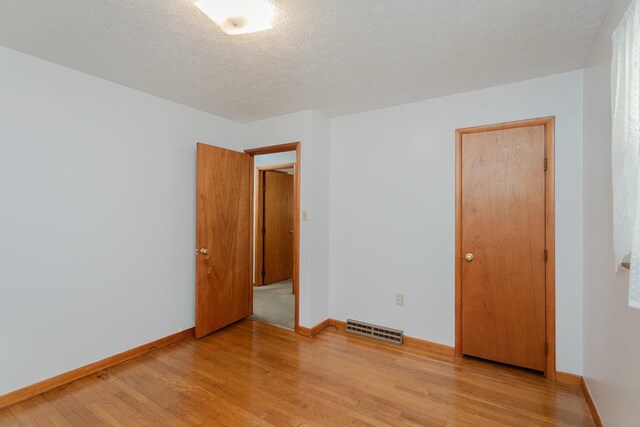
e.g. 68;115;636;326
346;319;403;345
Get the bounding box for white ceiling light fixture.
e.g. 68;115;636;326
194;0;276;35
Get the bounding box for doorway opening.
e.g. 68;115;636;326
251;157;296;329
245;143;300;332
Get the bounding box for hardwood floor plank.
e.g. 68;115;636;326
42;393;97;427
0;320;594;426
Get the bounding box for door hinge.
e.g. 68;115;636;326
544;342;549;355
262;228;266;235
544;158;548;171
544;250;548;263
261;269;265;278
262;185;266;193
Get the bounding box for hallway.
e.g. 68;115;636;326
250;279;294;329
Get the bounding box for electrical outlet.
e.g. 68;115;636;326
302;210;309;221
396;294;404;306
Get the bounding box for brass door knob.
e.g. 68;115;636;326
199;248;209;255
464;253;474;262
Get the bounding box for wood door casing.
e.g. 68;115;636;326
255;171;264;285
196;143;252;339
245;143;301;333
263;170;294;284
460;125;547;371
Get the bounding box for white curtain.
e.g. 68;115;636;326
612;0;640;308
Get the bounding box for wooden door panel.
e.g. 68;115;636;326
461;126;546;371
196;143;252;339
264;170;294;284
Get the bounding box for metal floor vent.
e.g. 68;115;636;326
346;319;403;345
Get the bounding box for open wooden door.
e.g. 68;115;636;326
263;170;294;284
196;143;253;339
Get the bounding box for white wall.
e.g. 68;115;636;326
330;71;584;374
582;0;640;424
0;46;242;395
243;111;331;328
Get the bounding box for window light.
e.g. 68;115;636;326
612;0;640;309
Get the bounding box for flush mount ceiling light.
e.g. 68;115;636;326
194;0;276;35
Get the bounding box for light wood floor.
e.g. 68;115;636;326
0;320;594;426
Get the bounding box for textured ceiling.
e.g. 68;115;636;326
0;0;612;122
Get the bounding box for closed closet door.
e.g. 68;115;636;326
263;170;294;284
460;125;546;371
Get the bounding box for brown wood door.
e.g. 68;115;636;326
196;143;252;339
460;125;546;371
262;170;294;284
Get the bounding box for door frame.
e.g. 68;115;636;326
255;163;296;287
454;117;556;380
245;142;301;333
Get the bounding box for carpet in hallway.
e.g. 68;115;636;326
250;279;294;329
